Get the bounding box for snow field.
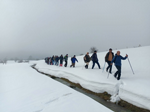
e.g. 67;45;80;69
34;46;150;110
0;63;113;112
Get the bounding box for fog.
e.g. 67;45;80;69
0;0;150;60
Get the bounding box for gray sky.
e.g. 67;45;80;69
0;0;150;60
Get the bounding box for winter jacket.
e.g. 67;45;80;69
84;54;91;63
51;56;54;61
91;53;98;62
105;52;114;62
59;56;63;61
71;57;78;63
64;56;68;61
55;57;59;62
48;57;51;62
111;55;127;66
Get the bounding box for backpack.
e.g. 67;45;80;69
113;56;117;63
71;57;73;61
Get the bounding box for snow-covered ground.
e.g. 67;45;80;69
34;46;150;110
0;62;113;112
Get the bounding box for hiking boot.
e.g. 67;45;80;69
86;65;88;69
85;65;88;69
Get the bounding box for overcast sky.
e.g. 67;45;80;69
0;0;150;60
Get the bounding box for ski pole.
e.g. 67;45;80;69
127;57;134;74
102;62;106;72
107;72;110;79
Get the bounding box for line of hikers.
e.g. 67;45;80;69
45;54;78;68
84;49;128;80
45;48;128;80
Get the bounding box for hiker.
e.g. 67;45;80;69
45;57;47;63
105;48;114;74
59;55;63;66
51;56;55;65
54;56;56;65
84;52;91;69
64;54;68;67
47;57;50;65
70;55;78;67
111;51;128;80
91;50;101;69
45;57;48;64
55;56;59;66
50;57;53;65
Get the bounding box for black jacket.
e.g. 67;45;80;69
59;56;63;61
105;52;114;62
84;54;91;63
91;53;98;62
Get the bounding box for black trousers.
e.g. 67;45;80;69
106;61;112;73
114;65;121;80
92;61;100;69
60;60;63;64
64;60;68;67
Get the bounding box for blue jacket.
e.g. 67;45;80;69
111;55;127;66
91;53;98;62
55;57;59;62
71;57;78;63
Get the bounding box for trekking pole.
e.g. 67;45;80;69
102;62;106;72
127;57;134;74
107;72;110;79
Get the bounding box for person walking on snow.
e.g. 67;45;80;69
64;54;68;67
51;56;55;65
70;55;78;67
111;51;128;80
55;56;59;66
84;52;91;69
105;48;114;74
48;57;51;65
59;55;63;67
91;51;101;69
